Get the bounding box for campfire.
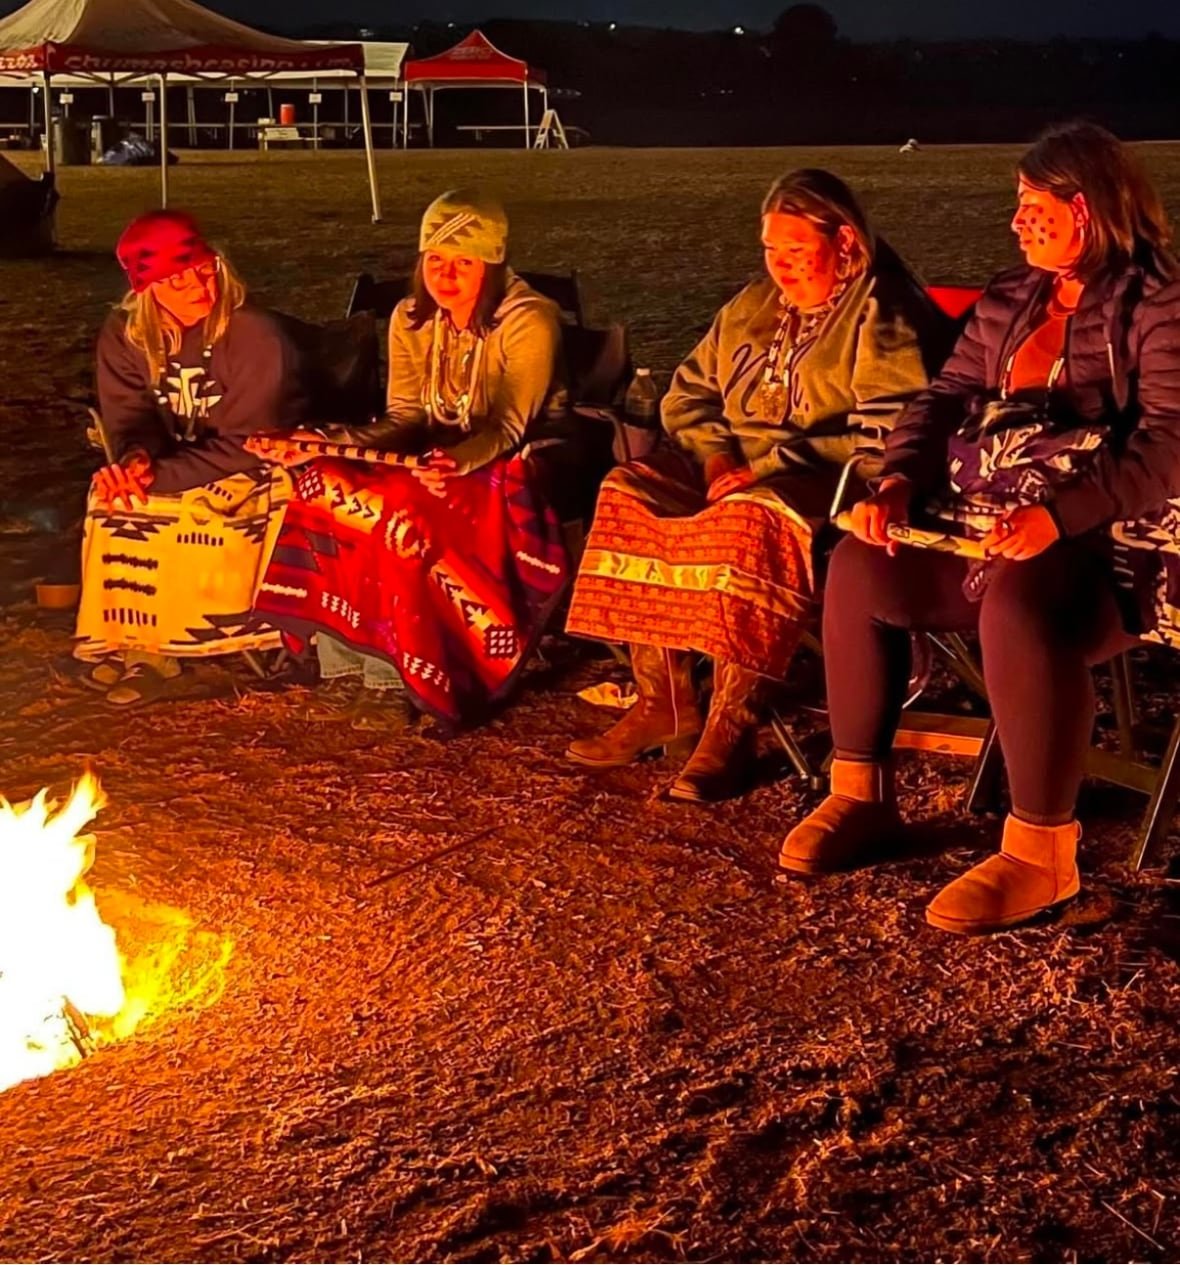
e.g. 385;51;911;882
0;771;125;1093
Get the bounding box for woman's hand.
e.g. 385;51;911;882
848;477;911;554
410;449;459;499
707;466;758;503
92;449;154;511
245;430;320;468
981;505;1061;560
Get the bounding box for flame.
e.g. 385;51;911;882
0;771;125;1092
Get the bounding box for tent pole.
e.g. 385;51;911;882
159;73;169;207
41;70;53;174
427;86;434;148
312;76;319;149
108;78;115;116
521;81;528;149
358;73;381;224
402;84;409;148
228;80;235;150
186;84;196;146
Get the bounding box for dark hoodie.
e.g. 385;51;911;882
95;303;306;495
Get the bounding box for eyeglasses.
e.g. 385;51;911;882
162;258;220;289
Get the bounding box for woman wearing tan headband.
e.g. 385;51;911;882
249;189;569;731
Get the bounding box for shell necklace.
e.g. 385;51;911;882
758;283;845;418
425;311;486;430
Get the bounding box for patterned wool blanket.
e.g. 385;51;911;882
565;451;815;679
75;468;289;660
254;456;568;724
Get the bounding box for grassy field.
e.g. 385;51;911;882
0;146;1179;1263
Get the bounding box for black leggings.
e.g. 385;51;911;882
822;536;1138;823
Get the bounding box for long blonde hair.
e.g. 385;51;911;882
119;254;247;384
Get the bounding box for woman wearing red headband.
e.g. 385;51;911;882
75;210;305;704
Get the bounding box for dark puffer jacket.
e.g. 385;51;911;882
881;258;1180;540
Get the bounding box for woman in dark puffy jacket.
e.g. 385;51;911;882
780;122;1180;934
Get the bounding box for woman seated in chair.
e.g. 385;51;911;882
564;169;947;801
76;210;304;705
781;122;1180;934
248;189;569;730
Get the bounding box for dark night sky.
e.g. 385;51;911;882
0;0;1176;39
200;0;1180;40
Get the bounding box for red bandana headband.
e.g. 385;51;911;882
116;210;217;293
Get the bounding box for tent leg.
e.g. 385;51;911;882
228;87;235;150
427;87;434;147
358;73;382;224
522;82;529;149
108;80;115;116
159;73;169;207
41;71;54;174
186;84;196;146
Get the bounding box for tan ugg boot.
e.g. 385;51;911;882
925;815;1081;934
668;660;762;802
778;758;901;873
566;644;701;767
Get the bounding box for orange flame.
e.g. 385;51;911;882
0;771;126;1092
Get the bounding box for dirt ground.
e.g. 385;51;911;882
0;147;1178;1264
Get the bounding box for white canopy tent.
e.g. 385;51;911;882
0;0;385;219
0;41;409;155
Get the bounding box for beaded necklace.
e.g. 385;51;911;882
424;311;486;430
758;282;846;419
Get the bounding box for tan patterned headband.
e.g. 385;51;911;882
418;191;508;265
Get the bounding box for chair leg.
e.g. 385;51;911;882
240;649;268;680
768;707;826;792
966;720;1005;814
1132;716;1180;871
1110;652;1137;757
930;632;989;700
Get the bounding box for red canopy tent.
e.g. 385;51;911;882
0;0;383;218
402;30;548;149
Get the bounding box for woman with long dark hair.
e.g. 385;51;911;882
564;169;948;801
781;123;1180;934
250;189;569;729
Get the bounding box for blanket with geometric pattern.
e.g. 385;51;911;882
254;455;568;724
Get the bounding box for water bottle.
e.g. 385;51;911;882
621;367;660;460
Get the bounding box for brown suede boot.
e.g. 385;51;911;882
668;660;762;802
566;643;701;767
778;758;901;874
925;815;1081;935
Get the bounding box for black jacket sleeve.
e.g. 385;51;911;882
1051;281;1180;535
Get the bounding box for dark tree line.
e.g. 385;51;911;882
290;5;1180;146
